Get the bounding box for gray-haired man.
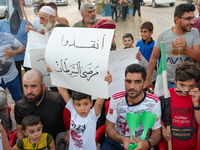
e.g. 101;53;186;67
73;3;100;28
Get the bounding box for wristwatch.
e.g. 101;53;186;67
146;139;151;150
194;105;200;110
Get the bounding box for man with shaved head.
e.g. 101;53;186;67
14;69;66;140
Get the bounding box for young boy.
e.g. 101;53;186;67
12;115;55;150
136;21;155;62
57;71;112;150
123;33;141;61
123;33;134;49
161;62;200;150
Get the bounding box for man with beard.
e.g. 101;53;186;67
14;69;66;140
146;4;200;90
26;6;57;36
101;64;161;150
73;3;100;28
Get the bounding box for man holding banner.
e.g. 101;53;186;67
146;4;200;90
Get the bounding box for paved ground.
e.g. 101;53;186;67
0;0;197;146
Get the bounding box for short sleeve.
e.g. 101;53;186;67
65;98;74;112
12;37;22;50
14;104;23;125
155;31;164;49
47;133;54;146
151;101;162;130
16;139;24;149
192;28;200;46
106;96;117;123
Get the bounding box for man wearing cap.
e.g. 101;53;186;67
26;6;57;36
73;3;100;28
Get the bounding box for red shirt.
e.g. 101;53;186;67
163;88;198;150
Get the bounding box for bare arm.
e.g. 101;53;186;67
1;124;12;150
146;46;161;90
17;124;25;140
3;45;25;59
57;87;71;104
148;128;161;147
94;71;112;116
49;141;56;150
161;120;171;141
106;120;135;150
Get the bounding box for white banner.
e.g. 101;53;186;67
30;48;52;88
24;31;49;68
108;48;139;96
45;27;114;98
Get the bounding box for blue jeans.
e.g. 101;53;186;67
101;137;124;150
167;82;177;88
0;76;22;126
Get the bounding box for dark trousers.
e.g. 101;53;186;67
122;6;128;20
78;0;81;10
101;137;124;150
133;2;141;16
15;60;31;91
111;6;117;20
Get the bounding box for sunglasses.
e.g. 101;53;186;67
175;89;191;93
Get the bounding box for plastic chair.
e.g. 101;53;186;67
9;107;71;147
95;100;110;145
158;125;200;150
63;107;71;131
6;105;11;135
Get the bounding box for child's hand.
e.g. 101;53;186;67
162;126;171;141
105;71;112;84
190;87;200;107
136;52;141;61
64;130;70;145
45;62;52;72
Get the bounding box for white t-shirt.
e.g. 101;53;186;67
107;91;161;144
66;99;99;150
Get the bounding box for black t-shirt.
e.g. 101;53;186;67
14;90;66;139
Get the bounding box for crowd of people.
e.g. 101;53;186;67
0;1;200;150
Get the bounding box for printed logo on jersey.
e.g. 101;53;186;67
109;108;114;114
166;42;191;65
70;120;86;148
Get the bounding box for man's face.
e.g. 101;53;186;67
178;11;194;32
39;11;53;31
73;98;92;117
125;73;145;99
123;37;134;48
23;75;44;105
197;0;200;13
175;79;196;96
82;8;96;24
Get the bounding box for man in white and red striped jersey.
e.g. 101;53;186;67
101;63;161;150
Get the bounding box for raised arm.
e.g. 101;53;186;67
146;46;161;90
94;71;112;116
106;120;135;150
